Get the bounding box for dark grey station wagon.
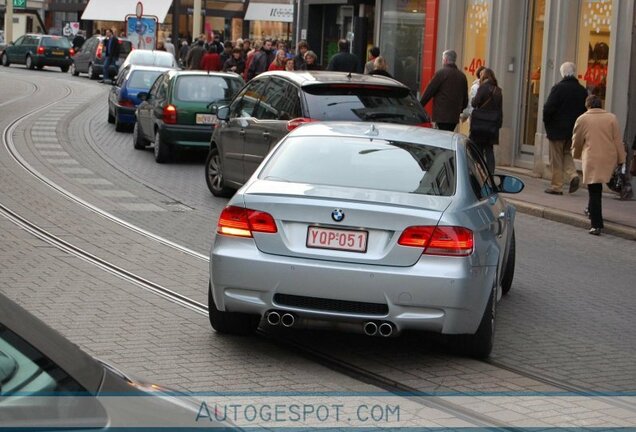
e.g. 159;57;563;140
205;70;432;197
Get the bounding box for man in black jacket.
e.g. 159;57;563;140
419;50;468;132
543;61;588;195
247;39;275;80
327;39;360;73
100;29;120;83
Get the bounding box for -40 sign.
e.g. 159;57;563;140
13;0;27;8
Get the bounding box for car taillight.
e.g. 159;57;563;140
163;104;177;124
69;48;75;56
398;226;473;256
287;117;316;131
119;99;135;107
36;46;45;55
96;43;103;59
217;206;277;238
419;122;433;128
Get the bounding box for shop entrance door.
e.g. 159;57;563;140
519;0;545;156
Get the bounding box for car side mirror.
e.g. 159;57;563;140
138;92;149;101
493;175;524;194
9;41;14;46
217;105;230;121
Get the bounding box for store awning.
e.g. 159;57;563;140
81;0;173;23
244;3;294;22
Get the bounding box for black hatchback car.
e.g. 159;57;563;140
205;70;432;197
1;34;73;71
70;35;132;79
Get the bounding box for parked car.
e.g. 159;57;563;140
69;35;132;79
134;70;244;163
204;70;432;197
1;34;73;72
119;49;178;71
0;291;229;428
209;122;523;359
108;65;174;131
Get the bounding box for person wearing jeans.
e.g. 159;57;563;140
571;95;626;235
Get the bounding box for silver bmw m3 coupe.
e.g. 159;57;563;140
209;122;524;358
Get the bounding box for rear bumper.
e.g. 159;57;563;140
159;124;214;147
210;235;495;335
33;55;72;67
114;106;136;124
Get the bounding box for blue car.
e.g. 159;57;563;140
107;64;174;131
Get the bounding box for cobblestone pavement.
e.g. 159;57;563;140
0;67;635;400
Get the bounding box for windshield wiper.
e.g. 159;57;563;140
362;112;406;120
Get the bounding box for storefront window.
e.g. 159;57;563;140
577;0;612;105
380;0;427;95
521;0;545;154
459;0;491;135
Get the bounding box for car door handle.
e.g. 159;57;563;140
239;130;246;136
496;212;506;237
262;132;271;138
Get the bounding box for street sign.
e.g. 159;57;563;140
13;0;27;8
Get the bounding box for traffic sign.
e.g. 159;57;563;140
13;0;27;8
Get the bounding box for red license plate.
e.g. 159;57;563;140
306;226;368;253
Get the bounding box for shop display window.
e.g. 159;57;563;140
380;0;427;95
577;0;612;104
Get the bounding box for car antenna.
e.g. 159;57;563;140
347;71;352;80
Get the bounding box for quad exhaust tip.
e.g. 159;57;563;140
281;313;295;327
266;311;280;326
378;322;393;337
363;321;378;336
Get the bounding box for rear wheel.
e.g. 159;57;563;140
208;284;259;335
153;130;171;163
132;122;148;150
88;63;98;80
70;63;79;76
452;286;496;359
25;55;34;70
205;147;234;197
60;65;69;73
501;230;516;296
1;53;9;67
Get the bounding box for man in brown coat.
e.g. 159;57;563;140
419;50;468;132
571;95;626;235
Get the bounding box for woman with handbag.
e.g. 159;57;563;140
469;68;503;173
571;95;626;235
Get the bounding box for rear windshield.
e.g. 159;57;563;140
174;76;243;103
118;40;132;56
303;85;429;125
41;37;71;48
128;70;164;89
259;137;455;196
129;50;173;66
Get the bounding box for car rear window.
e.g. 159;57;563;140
259;137;455;196
174;76;242;103
128;70;164;89
119;40;132;56
41;37;71;48
128;50;173;66
302;84;429;125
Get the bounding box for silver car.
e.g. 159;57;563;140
209;122;523;358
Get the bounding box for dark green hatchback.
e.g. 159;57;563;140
134;70;244;163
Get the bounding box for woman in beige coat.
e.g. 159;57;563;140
571;95;626;235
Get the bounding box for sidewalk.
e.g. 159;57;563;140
497;167;636;240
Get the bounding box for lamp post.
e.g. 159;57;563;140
193;0;202;39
